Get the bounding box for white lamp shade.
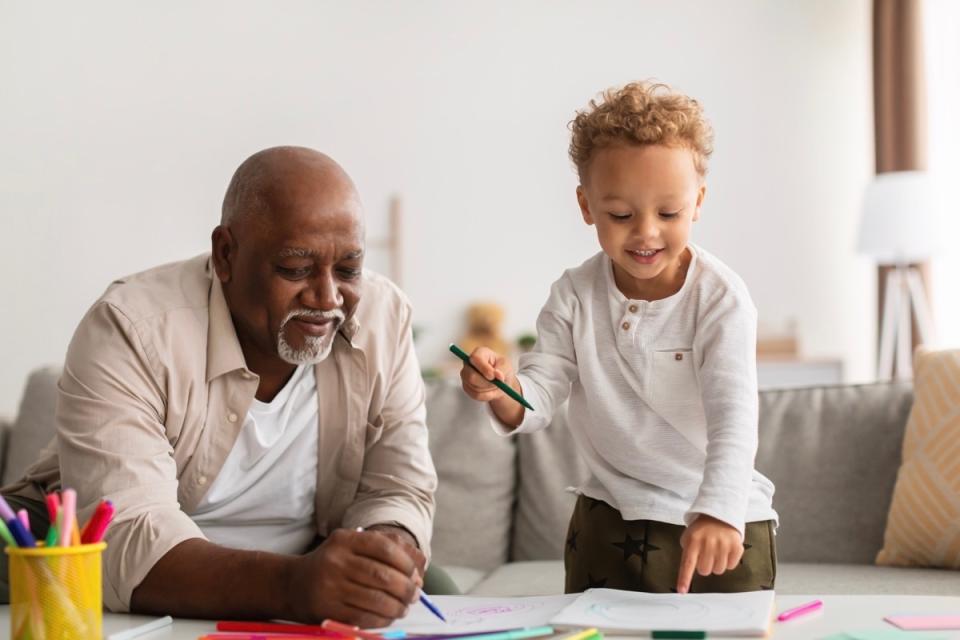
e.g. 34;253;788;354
857;171;942;264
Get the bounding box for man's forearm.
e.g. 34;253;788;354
130;538;297;620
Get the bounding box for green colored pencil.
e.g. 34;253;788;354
449;343;535;411
0;518;15;547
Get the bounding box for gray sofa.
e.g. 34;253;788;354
2;367;958;596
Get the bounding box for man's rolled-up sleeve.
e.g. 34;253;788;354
342;301;437;557
56;302;205;612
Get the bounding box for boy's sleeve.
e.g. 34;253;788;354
489;276;580;436
685;289;759;538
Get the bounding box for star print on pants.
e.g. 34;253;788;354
585;573;607;589
612;532;659;562
566;529;579;552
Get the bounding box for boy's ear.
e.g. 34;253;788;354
692;184;706;222
577;186;595;225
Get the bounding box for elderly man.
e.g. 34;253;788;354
1;146;440;626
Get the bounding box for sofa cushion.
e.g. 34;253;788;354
512;408;590;562
2;366;60;486
467;560;960;596
877;349;960;569
425;378;517;571
756;382;913;564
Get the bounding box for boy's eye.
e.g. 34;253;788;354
659;211;681;219
608;212;632;221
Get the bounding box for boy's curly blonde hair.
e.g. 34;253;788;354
569;81;714;181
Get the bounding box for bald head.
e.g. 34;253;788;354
212;146;367;377
221;146;362;230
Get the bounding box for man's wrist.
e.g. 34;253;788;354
367;522;419;549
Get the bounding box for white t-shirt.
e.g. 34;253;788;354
192;364;319;553
505;244;778;536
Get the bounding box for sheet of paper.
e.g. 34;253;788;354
824;631;946;640
548;588;776;637
885;614;960;630
380;594;580;634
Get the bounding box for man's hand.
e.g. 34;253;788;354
288;528;421;627
676;515;743;594
365;523;426;577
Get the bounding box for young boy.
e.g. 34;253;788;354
458;82;777;594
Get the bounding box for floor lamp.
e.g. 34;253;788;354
858;171;939;381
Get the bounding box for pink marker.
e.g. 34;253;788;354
60;488;77;548
17;509;29;532
777;599;823;622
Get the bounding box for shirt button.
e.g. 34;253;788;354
227;412;239;423
628;304;638;313
621;321;630;331
197;475;207;486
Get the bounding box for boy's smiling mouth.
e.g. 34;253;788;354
627;248;663;264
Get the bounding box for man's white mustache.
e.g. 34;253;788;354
282;309;345;327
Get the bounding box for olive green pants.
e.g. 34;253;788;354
564;495;776;593
0;493;460;604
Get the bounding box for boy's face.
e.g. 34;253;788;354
577;143;705;300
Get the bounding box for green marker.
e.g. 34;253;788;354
45;522;59;547
449;343;535;411
453;626;554;640
0;518;16;547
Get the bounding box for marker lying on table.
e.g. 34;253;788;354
776;598;822;622
323;617;408;638
448;343;535;411
105;615;173;640
451;626;555;640
651;632;705;639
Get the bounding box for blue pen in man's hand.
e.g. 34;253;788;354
419;591;447;622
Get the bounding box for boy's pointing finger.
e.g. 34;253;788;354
677;546;698;595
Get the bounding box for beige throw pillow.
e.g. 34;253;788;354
877;348;960;568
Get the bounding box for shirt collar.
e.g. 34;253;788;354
205;260;249;382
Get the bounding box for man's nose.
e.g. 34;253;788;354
303;271;343;311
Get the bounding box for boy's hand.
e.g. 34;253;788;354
459;347;525;428
459;347;515;403
676;514;743;594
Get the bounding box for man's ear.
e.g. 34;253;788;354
211;225;235;283
577;186;594;225
693;184;706;222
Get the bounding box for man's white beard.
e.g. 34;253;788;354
277;308;345;365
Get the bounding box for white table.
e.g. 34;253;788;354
3;595;960;639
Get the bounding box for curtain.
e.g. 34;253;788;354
872;0;929;375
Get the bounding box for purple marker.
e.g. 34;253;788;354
0;495;36;547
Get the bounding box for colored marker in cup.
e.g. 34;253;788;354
0;495;36;547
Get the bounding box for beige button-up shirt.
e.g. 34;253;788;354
8;254;437;612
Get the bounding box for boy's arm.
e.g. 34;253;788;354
493;277;581;434
686;290;759;536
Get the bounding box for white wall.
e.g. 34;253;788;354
926;0;960;349
0;1;875;417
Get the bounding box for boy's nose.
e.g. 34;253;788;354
634;216;660;239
